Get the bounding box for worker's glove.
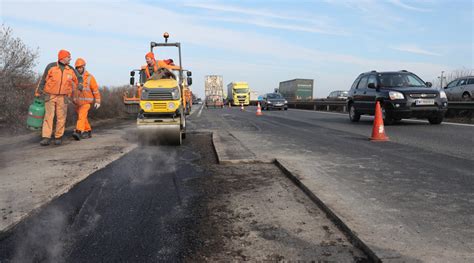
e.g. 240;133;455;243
94;103;101;109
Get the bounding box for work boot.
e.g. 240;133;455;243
40;137;50;146
87;131;92;138
80;132;89;139
72;131;81;141
54;137;62;145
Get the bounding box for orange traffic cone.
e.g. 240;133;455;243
240;103;244;111
370;101;389;141
256;102;263;116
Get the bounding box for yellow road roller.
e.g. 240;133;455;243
129;33;193;145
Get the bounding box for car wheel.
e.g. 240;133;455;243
284;107;288;111
349;104;360;122
462;92;471;101
428;114;443;125
381;105;395;125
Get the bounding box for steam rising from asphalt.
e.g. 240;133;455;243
12;206;67;263
130;146;178;186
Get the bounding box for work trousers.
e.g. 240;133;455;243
75;103;92;132
42;94;68;139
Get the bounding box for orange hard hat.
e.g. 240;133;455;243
58;49;71;60
75;58;86;68
145;52;155;60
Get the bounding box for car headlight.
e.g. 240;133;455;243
171;88;180;100
267;101;272;104
439;91;447;99
144;102;152;111
389;91;404;100
168;102;175;110
284;100;288;104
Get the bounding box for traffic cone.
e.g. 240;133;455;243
240;103;244;111
256;102;263;116
370;101;389;141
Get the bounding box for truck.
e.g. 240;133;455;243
279;79;314;101
227;82;250;106
205;75;224;108
250;90;259;105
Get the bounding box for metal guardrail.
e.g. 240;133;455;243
446;101;474;110
288;100;474;112
288;99;349;112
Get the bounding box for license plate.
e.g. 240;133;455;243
415;99;435;105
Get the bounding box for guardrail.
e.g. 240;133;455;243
287;99;349;112
287;100;474;112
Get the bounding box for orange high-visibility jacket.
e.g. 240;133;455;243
39;62;82;96
142;63;158;79
73;71;100;105
142;60;181;79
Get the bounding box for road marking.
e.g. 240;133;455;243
289;109;474;127
401;118;474;127
197;104;204;118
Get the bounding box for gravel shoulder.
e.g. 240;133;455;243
186;134;367;262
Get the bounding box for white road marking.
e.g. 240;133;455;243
197;104;204;118
288;109;474;127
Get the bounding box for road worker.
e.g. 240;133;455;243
37;49;83;146
142;52;180;79
72;58;101;140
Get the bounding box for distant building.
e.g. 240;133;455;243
279;79;314;101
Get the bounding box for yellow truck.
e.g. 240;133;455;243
227;82;250;106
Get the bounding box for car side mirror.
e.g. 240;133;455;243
426;82;432;87
130;71;135;77
130;77;135;86
187;78;192;86
187;71;192;77
368;83;376;89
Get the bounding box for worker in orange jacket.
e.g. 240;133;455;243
72;58;101;140
37;49;83;146
142;52;180;79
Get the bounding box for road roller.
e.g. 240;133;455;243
128;32;193;145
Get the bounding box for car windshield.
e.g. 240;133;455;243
378;73;426;88
340;91;348;96
267;93;283;99
235;88;249;93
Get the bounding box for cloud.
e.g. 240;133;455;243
185;2;348;36
390;44;441;56
1;1;452;98
388;0;433;12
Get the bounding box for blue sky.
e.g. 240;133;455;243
1;0;473;98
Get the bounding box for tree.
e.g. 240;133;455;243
0;24;39;131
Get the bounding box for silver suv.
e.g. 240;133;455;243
444;76;474;101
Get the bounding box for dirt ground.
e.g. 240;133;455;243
185;134;368;262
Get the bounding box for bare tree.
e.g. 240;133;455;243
0;24;39;132
433;68;474;89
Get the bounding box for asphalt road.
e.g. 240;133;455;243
189;105;474;261
0;122;366;262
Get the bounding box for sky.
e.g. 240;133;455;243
1;0;473;98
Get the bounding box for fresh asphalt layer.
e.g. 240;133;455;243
190;106;474;262
0;136;207;262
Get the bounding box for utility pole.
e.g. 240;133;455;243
440;71;444;88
